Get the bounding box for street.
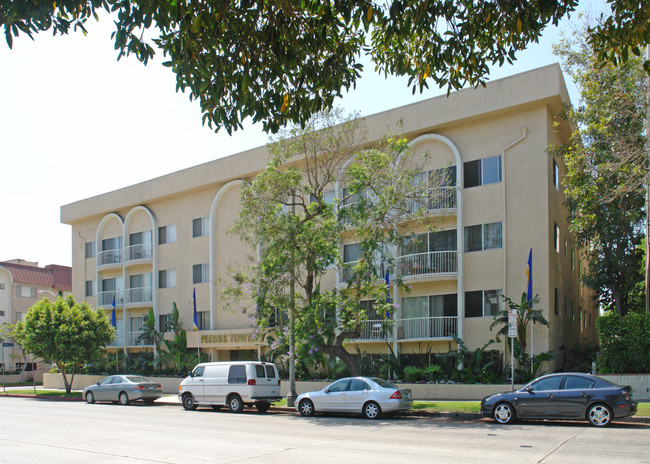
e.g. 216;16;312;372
0;397;649;464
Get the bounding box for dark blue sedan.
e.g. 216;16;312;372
481;373;637;426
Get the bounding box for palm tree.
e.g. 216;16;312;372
490;292;549;355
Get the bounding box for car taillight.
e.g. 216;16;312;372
278;379;281;386
248;379;256;386
135;385;144;390
389;391;402;399
156;384;162;390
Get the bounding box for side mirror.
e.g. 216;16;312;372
188;371;193;378
96;382;101;385
526;386;533;393
324;387;329;394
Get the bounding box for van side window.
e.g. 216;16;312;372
228;365;247;384
255;365;266;378
265;366;276;378
193;366;205;377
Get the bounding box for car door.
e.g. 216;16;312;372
516;375;562;418
187;366;205;402
556;375;596;418
107;375;124;401
94;376;115;401
344;379;371;413
317;379;350;412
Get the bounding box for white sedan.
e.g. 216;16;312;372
295;377;413;419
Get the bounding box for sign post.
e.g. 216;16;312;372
508;309;517;391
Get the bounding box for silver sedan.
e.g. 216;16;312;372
295;377;413;419
83;375;163;405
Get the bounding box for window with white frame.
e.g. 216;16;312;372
196;311;210;330
159;269;177;288
553;159;560;190
192;217;209;238
85;241;95;259
159;224;177;244
16;285;36;298
465;289;502;317
193;263;209;284
554;223;560;253
85;280;94;297
464;222;502;252
463;156;502;188
101;236;122;251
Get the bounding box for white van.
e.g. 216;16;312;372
178;361;282;413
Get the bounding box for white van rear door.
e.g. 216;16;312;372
253;364;281;398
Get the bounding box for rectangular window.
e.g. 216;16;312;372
85;241;96;259
343;243;361;263
554;288;560;316
466;290;502;317
0;283;5;290
159;314;169;332
85;280;94;297
464;222;502;252
0;310;5;317
101;236;122;251
464;156;501;188
197;311;210;330
159;269;177;288
571;301;575;323
16;285;37;298
553;159;560;190
193;263;209;284
159;224;177;244
130;316;144;332
554;223;560;253
430;229;457;251
192;217;209;238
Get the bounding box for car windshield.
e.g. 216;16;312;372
371;378;397;389
125;376;150;383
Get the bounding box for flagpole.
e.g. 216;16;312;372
193;288;200;362
112;296;118;374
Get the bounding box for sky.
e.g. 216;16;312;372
0;2;606;268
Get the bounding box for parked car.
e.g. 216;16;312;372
481;372;637;426
83;375;163;405
295;377;413;419
178;361;282;413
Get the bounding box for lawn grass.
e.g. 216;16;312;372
0;389;82;398
413;401;481;413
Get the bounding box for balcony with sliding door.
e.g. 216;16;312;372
397;230;458;283
125;231;153;267
97;237;123;271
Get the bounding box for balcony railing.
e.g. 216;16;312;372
97;249;123;267
106;331;152;347
396;251;457;278
351;317;457;341
97;291;121;307
408;186;457;214
126;287;153;304
125;244;153;262
338;260;388;286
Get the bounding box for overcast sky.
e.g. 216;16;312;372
0;2;604;268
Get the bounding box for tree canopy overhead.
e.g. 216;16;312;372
3;1;648;134
7;0;645;134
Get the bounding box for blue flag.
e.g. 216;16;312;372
111;295;116;328
526;248;533;307
192;288;198;331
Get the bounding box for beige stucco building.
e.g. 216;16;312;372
0;259;71;377
60;64;597;368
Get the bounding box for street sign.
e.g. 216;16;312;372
2;343;14;347
508;309;517;338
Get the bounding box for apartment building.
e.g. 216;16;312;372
0;259;71;375
60;64;597;368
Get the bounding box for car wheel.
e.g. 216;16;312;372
298;399;315;417
493;402;515;424
229;394;244;413
211;405;222;411
587;404;612;427
118;392;130;406
256;402;270;413
363;401;381;419
182;394;197;411
85;391;95;404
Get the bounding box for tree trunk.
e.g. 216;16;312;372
319;329;361;376
58;363;72;394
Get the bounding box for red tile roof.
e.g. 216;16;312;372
0;261;72;291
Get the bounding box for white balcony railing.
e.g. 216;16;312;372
396;251;457;278
106;331;152;347
338;260;388;286
97;290;121;307
97;249;123;267
125;243;153;262
351;317;457;341
408;186;457;214
126;287;153;304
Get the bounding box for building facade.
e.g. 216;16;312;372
0;259;71;374
60;64;597;368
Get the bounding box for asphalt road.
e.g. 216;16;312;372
1;397;649;464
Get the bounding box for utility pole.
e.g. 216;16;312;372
646;45;650;313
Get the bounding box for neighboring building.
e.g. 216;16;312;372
60;64;597;369
0;259;72;375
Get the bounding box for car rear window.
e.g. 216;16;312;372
255;364;277;378
125;376;150;383
228;365;247;384
266;365;276;378
371;378;397;389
